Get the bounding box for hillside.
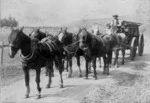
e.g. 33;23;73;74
2;0;149;27
63;16;145;33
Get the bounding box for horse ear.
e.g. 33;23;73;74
92;25;95;29
77;28;81;37
11;26;14;31
65;27;67;32
92;30;94;33
20;26;24;32
32;27;35;30
37;27;40;31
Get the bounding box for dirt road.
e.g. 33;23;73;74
1;45;150;103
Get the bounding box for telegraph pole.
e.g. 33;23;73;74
0;0;1;27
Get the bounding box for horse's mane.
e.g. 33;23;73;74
38;30;46;36
16;29;31;42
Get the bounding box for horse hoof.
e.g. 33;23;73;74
85;77;88;79
106;73;109;75
68;75;71;78
60;84;63;88
78;74;82;78
95;77;97;80
36;95;41;99
25;94;29;98
46;84;51;88
114;65;119;68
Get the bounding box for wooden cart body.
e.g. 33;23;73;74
122;21;144;60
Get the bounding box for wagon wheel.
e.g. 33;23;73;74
138;34;144;56
130;37;137;60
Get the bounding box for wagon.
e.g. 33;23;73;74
122;21;144;60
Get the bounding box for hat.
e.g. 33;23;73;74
113;14;118;17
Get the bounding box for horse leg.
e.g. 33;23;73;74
59;60;63;88
45;67;48;76
35;68;41;99
114;50;119;68
106;53;110;75
88;59;92;73
92;57;97;80
109;51;113;68
68;56;72;78
103;55;107;75
51;66;54;77
66;57;69;72
46;61;53;88
23;66;30;98
85;57;90;79
121;48;125;65
99;57;102;67
76;55;82;77
113;50;117;65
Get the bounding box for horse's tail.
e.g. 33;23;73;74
54;56;64;72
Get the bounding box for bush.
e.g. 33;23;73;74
0;15;19;27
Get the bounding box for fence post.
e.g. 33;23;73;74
1;41;4;65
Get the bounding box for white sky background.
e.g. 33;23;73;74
1;0;138;26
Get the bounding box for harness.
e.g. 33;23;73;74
62;34;81;55
92;34;106;47
20;39;38;63
39;37;63;59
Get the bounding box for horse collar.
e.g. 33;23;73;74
20;40;38;63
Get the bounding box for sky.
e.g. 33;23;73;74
1;0;139;26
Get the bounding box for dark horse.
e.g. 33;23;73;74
92;24;127;68
8;27;64;99
58;28;84;77
29;28;55;76
77;28;112;79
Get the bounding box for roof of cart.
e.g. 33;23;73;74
122;21;142;26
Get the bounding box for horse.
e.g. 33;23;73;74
58;27;84;77
8;27;64;99
77;28;112;79
96;24;127;68
91;25;103;67
29;27;54;76
29;27;54;39
109;25;127;67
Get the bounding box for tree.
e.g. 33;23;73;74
0;15;19;27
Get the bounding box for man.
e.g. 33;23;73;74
111;15;123;47
104;23;112;35
111;15;122;33
111;15;122;27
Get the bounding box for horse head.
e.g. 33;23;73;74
92;24;99;35
8;27;25;58
58;27;67;43
29;27;46;40
77;28;91;50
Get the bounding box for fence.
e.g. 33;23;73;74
0;41;9;65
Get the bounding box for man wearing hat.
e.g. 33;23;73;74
111;14;122;27
111;15;123;48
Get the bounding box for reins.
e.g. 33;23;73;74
63;40;82;54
